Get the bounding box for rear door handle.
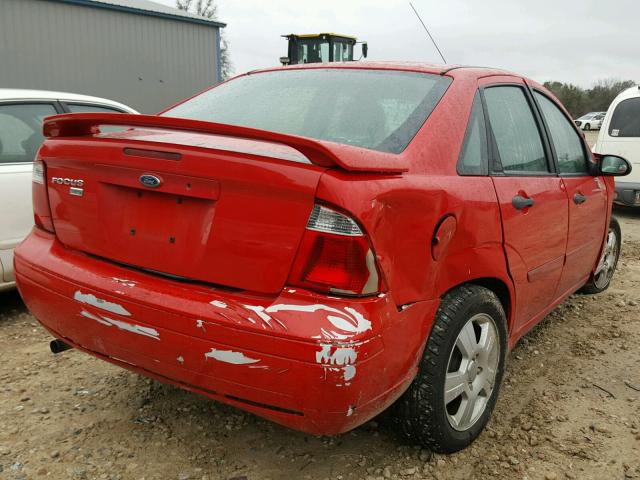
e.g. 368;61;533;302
512;195;535;210
573;193;587;204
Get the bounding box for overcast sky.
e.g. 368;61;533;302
154;0;638;88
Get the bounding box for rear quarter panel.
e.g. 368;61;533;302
315;71;513;325
316;173;508;305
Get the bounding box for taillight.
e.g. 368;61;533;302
288;204;381;296
32;160;54;233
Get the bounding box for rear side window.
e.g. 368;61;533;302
0;103;57;164
164;69;452;154
534;92;589;174
483;86;548;173
609;98;640;137
457;93;488;175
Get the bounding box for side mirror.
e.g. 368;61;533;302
600;155;632;176
362;42;368;58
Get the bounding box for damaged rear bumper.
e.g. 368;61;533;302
15;228;439;435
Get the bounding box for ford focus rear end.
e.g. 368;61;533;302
15;66;452;435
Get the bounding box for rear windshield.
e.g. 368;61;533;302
609;97;640;137
163;69;452;154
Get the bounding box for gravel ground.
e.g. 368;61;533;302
1;190;639;479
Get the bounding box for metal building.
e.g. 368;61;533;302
0;0;225;113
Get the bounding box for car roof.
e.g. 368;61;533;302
0;89;137;113
236;62;564;106
246;61;514;79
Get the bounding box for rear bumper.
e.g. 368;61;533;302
15;228;439;435
614;181;640;206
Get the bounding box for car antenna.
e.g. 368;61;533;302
409;2;447;64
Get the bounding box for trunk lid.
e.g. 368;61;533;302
42;124;328;294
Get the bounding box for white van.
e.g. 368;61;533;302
594;86;640;206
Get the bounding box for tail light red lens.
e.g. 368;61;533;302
32;160;55;233
288;205;381;296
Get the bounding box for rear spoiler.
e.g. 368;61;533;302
43;113;408;173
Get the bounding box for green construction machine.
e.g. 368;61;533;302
280;33;368;65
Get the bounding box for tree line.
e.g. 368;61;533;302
543;79;637;118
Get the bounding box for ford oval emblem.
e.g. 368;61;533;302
139;174;162;188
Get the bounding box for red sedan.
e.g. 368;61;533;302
14;63;631;453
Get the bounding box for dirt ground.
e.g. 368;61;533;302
2;159;639;478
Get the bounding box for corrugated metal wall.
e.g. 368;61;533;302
0;0;220;113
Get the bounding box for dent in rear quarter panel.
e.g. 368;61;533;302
314;170;510;398
314;71;514;340
316;173;508;306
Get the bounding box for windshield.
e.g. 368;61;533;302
163;69;452;154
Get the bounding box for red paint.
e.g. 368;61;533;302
492;176;568;332
43;113;408;173
15;64;614;435
557;176;608;296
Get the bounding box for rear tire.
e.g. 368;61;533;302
580;217;621;294
389;285;507;453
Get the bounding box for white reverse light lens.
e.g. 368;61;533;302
306;205;363;236
33;161;45;185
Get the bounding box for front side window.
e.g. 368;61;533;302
609;98;640;137
0;103;57;164
164;69;452;154
483;86;548;173
534;92;589;174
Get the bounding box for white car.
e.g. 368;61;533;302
593;86;640;206
0;89;137;290
574;111;606;131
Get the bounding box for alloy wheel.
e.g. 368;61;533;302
594;228;619;289
444;313;500;432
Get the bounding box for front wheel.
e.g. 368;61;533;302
389;285;507;453
580;217;621;294
584;123;591;131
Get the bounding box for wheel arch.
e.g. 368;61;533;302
439;276;514;334
429;239;516;334
467;277;511;324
